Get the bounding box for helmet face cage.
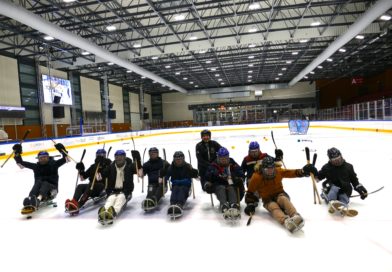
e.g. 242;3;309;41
201;129;211;140
149;147;159;159
261;157;276;179
327;148;343;166
37;151;49;164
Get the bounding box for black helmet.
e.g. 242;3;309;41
261;156;275;168
327;147;341;159
173;151;185;159
149;147;159;154
201;129;211;138
261;156;276;179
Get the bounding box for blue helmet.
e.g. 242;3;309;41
114;150;126;156
96;149;107;156
249;141;260;151
37;150;49;157
217;147;229;157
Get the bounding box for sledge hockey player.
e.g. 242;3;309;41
138;147;170;211
165;151;199;219
244;156;317;233
241;141;283;187
12;143;68;214
98;150;135;224
205;147;245;221
315;147;367;217
196;129;221;191
65;149;111;215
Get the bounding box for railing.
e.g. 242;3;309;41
66;124;107;136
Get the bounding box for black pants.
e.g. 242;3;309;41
170;185;191;206
146;183;165;203
199;168;207;191
29;181;57;200
73;183;105;207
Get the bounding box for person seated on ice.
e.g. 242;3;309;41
204;147;245;220
138;147;170;211
315;147;367;217
165;151;199;218
244;156;317;233
65;149;111;214
241;141;283;188
12;143;68;213
98;150;135;224
195;129;222;191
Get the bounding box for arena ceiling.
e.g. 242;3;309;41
0;0;391;95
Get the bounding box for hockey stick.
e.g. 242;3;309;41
270;131;286;168
75;149;86;188
49;139;77;163
106;146;112;158
90;162;101;190
305;147;321;204
188;150;195;199
142;147;146;164
246;213;254;226
351;186;384;198
1;129;31;168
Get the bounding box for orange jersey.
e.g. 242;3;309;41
248;168;303;203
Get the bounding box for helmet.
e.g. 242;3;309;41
217;147;229;157
261;156;276;179
37;150;49;158
173;151;185;159
200;129;211;138
149;147;159;154
96;149;107;156
327;147;341;159
114;150;126;156
249;141;260;151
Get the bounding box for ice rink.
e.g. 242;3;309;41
1;125;391;272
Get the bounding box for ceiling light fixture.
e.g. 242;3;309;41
81;51;90;55
151;56;159;60
249;3;261;10
380;14;391;21
248;55;255;59
189;36;198;40
355;35;365;39
106;25;116;31
248;27;258;33
310;21;321;26
174;14;186;21
339;48;346;52
327;58;333;62
44;36;54;41
292;52;298;55
133;44;141;48
248;44;256;48
299;39;308;43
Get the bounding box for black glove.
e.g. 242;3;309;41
204;182;214;194
275;149;283;161
355;185;368;200
54;143;68;155
302;164;318;177
12;144;22;155
244;204;256;216
102;158;112;167
232;177;243;186
95;156;105;164
75;162;85;172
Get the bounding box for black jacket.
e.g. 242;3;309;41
142;157;170;185
206;158;244;187
105;158;135;197
80;159;112;185
195;140;221;171
316;160;360;196
14;155;66;188
165;162;198;187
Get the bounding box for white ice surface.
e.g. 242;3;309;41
1;126;391;272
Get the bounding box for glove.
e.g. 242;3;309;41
355;185;368;200
12;144;22;155
244;204;256;216
54;143;68;155
233;177;243;186
95;156;105;164
302;164;318;177
204;182;214;194
75;162;85;172
275;149;283;160
102;158;111;167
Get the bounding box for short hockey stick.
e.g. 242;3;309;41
188;150;195;199
270;131;286;168
1;129;31;168
75;149;86;188
305;147;321;204
49;138;77;163
351;186;384;198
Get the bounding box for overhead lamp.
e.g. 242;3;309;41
380;14;391;21
278;73;283;76
355;35;365;40
220;82;225;85
106;25;116;31
210;68;217;71
206;60;212;64
248;80;252;82
299;39;308;43
310;71;315;74
281;67;287;71
286;60;292;64
275;77;279;80
199;50;207;54
248;55;255;59
151;56;159;60
81;51;90;55
292;52;298;55
141;76;146;79
310;21;321;26
183;77;188;80
189;81;194;84
189;36;198;40
165;65;171;68
174;14;186;21
108;62;114;65
248;64;254;67
327;58;333;62
339;48;346;52
248;27;258;33
304;76;308;79
126;70;132;73
175;72;181;75
133;43;141;48
44;36;54;41
249;3;261;10
317;65;323;69
215;74;220;77
194;85;199;87
248;75;252;78
248;44;256;48
248;70;253;73
63;0;76;2
218;78;223;81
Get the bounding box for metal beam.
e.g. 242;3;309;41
0;0;187;94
